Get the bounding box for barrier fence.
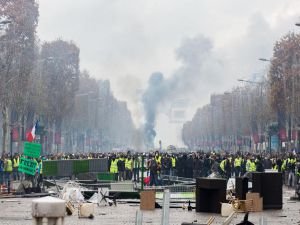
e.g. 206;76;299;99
43;158;109;177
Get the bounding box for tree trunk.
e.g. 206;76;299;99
17;114;23;153
2;105;9;155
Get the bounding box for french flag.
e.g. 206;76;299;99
27;121;38;142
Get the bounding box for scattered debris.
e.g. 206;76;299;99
222;212;235;225
181;217;215;225
61;181;86;203
66;201;75;215
78;203;94;219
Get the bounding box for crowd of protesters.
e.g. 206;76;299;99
1;150;300;189
105;150;300;187
0;153;43;190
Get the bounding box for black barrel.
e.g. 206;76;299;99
235;177;248;200
196;178;227;213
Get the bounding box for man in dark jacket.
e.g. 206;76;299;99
203;154;211;177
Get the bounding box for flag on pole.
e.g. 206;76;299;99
27;121;38;142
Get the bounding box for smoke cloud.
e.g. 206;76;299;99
142;72;166;147
142;35;219;147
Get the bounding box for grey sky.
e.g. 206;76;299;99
37;0;300;147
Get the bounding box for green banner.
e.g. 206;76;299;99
18;157;37;175
24;142;41;158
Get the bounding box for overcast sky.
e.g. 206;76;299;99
37;0;300;147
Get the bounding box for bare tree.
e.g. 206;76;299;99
0;0;38;155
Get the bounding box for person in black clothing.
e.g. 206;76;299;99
185;154;194;178
193;155;200;178
224;158;232;179
255;155;264;172
149;158;159;186
177;154;184;177
197;155;204;177
241;155;247;176
263;156;272;170
161;154;172;176
117;156;125;181
202;154;211;177
276;156;282;172
181;154;188;177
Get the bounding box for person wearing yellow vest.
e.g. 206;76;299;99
12;154;20;181
133;155;141;182
171;155;177;176
220;158;226;173
250;158;256;172
246;157;256;172
281;158;287;172
272;164;278;172
125;156;133;180
109;155;119;181
4;156;13;187
154;151;161;164
234;155;242;177
219;157;231;179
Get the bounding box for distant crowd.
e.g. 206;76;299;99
1;150;300;188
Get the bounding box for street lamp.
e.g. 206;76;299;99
0;19;12;31
0;19;12;26
258;58;270;62
237;79;262;85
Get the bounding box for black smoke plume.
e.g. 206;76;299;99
142;35;215;148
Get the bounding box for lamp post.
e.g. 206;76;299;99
0;19;12;25
258;58;270;62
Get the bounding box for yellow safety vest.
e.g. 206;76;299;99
281;159;287;171
155;156;161;164
246;159;251;172
288;158;296;165
125;159;132;170
13;158;19;168
250;161;256;172
5;159;13;172
110;159;118;173
234;158;242;167
220;159;226;172
171;157;176;168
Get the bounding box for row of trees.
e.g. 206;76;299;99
0;0;137;155
182;32;300;152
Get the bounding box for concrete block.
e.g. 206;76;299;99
32;217;64;225
32;196;66;218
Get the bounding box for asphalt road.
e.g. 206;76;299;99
0;187;299;225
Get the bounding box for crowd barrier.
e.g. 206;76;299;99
43;158;109;177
